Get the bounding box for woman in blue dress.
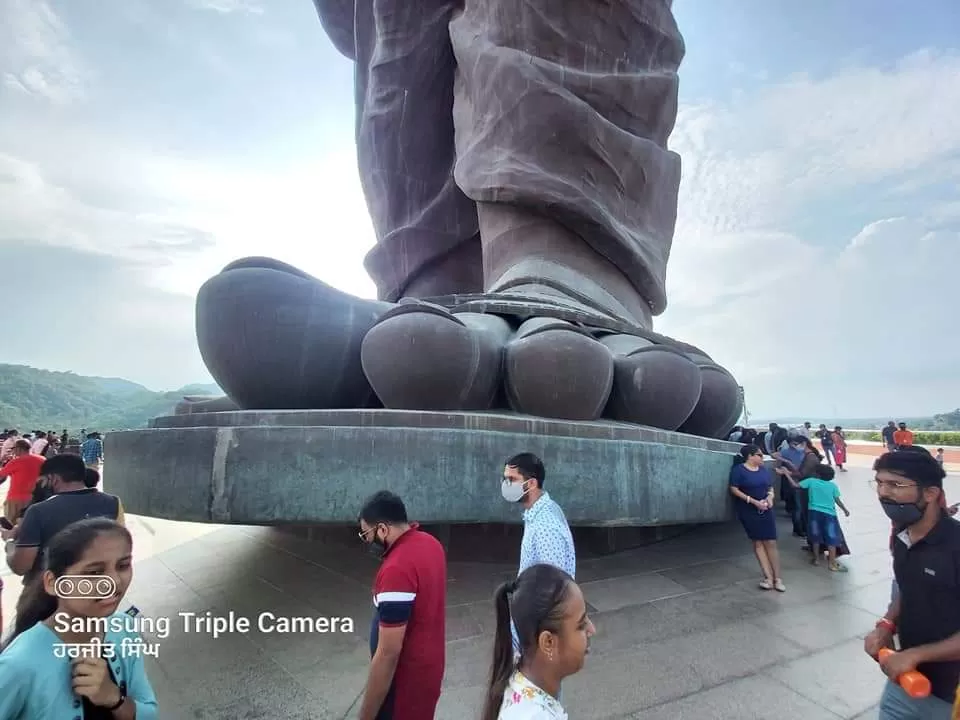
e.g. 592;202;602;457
729;444;785;592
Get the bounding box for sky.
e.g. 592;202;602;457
1;0;958;420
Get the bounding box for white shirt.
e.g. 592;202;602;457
498;671;567;719
513;492;576;653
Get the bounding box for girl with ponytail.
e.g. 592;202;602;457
0;517;158;718
482;563;595;720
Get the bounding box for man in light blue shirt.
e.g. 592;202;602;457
501;453;576;657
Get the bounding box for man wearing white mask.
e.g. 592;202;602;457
501;452;576;659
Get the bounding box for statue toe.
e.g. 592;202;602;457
504;318;614;421
361;303;510;410
676;360;743;439
600;334;703;430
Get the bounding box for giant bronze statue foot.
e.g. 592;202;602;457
195;213;742;439
195;256;390;410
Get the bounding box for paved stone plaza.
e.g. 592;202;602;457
4;456;956;718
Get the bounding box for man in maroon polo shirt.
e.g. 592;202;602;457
357;491;447;720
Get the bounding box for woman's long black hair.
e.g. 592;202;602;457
481;563;574;720
1;517;131;652
732;443;762;467
801;436;824;461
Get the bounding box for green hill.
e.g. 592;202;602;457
0;364;221;432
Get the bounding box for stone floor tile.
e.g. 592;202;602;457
560;640;706;717
435;685;486;720
620;674;845;720
835;578;894;616
765;638;889;718
579;571;688;612
751;598;877;652
659;556;760;592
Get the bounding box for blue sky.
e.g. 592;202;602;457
1;0;958;420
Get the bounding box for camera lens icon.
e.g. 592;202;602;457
54;575;117;600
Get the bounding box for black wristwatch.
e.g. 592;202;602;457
106;690;126;711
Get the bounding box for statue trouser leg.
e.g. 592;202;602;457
354;0;482;301
449;0;685;326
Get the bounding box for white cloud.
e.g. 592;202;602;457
659;50;960;418
0;133;379;302
0;0;86;103
184;0;263;14
0;152;214;272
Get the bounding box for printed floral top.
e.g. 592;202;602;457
498;670;567;719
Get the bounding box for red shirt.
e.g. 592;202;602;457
1;454;45;502
369;523;446;720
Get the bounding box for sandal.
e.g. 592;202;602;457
759;578;773;590
774;579;786;592
829;562;848;573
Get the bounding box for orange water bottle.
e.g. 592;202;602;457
877;648;932;698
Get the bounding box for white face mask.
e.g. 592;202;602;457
501;479;530;503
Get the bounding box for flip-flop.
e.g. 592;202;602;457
829;563;848;573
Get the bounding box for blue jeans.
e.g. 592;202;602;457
822;446;835;465
878;680;952;719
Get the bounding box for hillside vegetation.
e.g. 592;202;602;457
845;430;960;446
835;410;960;446
0;364;219;431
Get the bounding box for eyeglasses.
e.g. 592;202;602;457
358;524;385;541
869;479;918;490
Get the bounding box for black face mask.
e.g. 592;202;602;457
365;525;388;559
880;499;926;528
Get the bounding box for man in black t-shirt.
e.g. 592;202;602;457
4;454;125;585
816;424;835;466
864;448;960;717
881;421;897;452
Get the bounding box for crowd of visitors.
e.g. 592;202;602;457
727;424;959;719
353;453;583;719
728;421;850;470
358;445;958;719
0;431;956;718
0;428;106;525
0;443;133;716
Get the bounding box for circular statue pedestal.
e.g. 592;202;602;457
106;410;740;551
